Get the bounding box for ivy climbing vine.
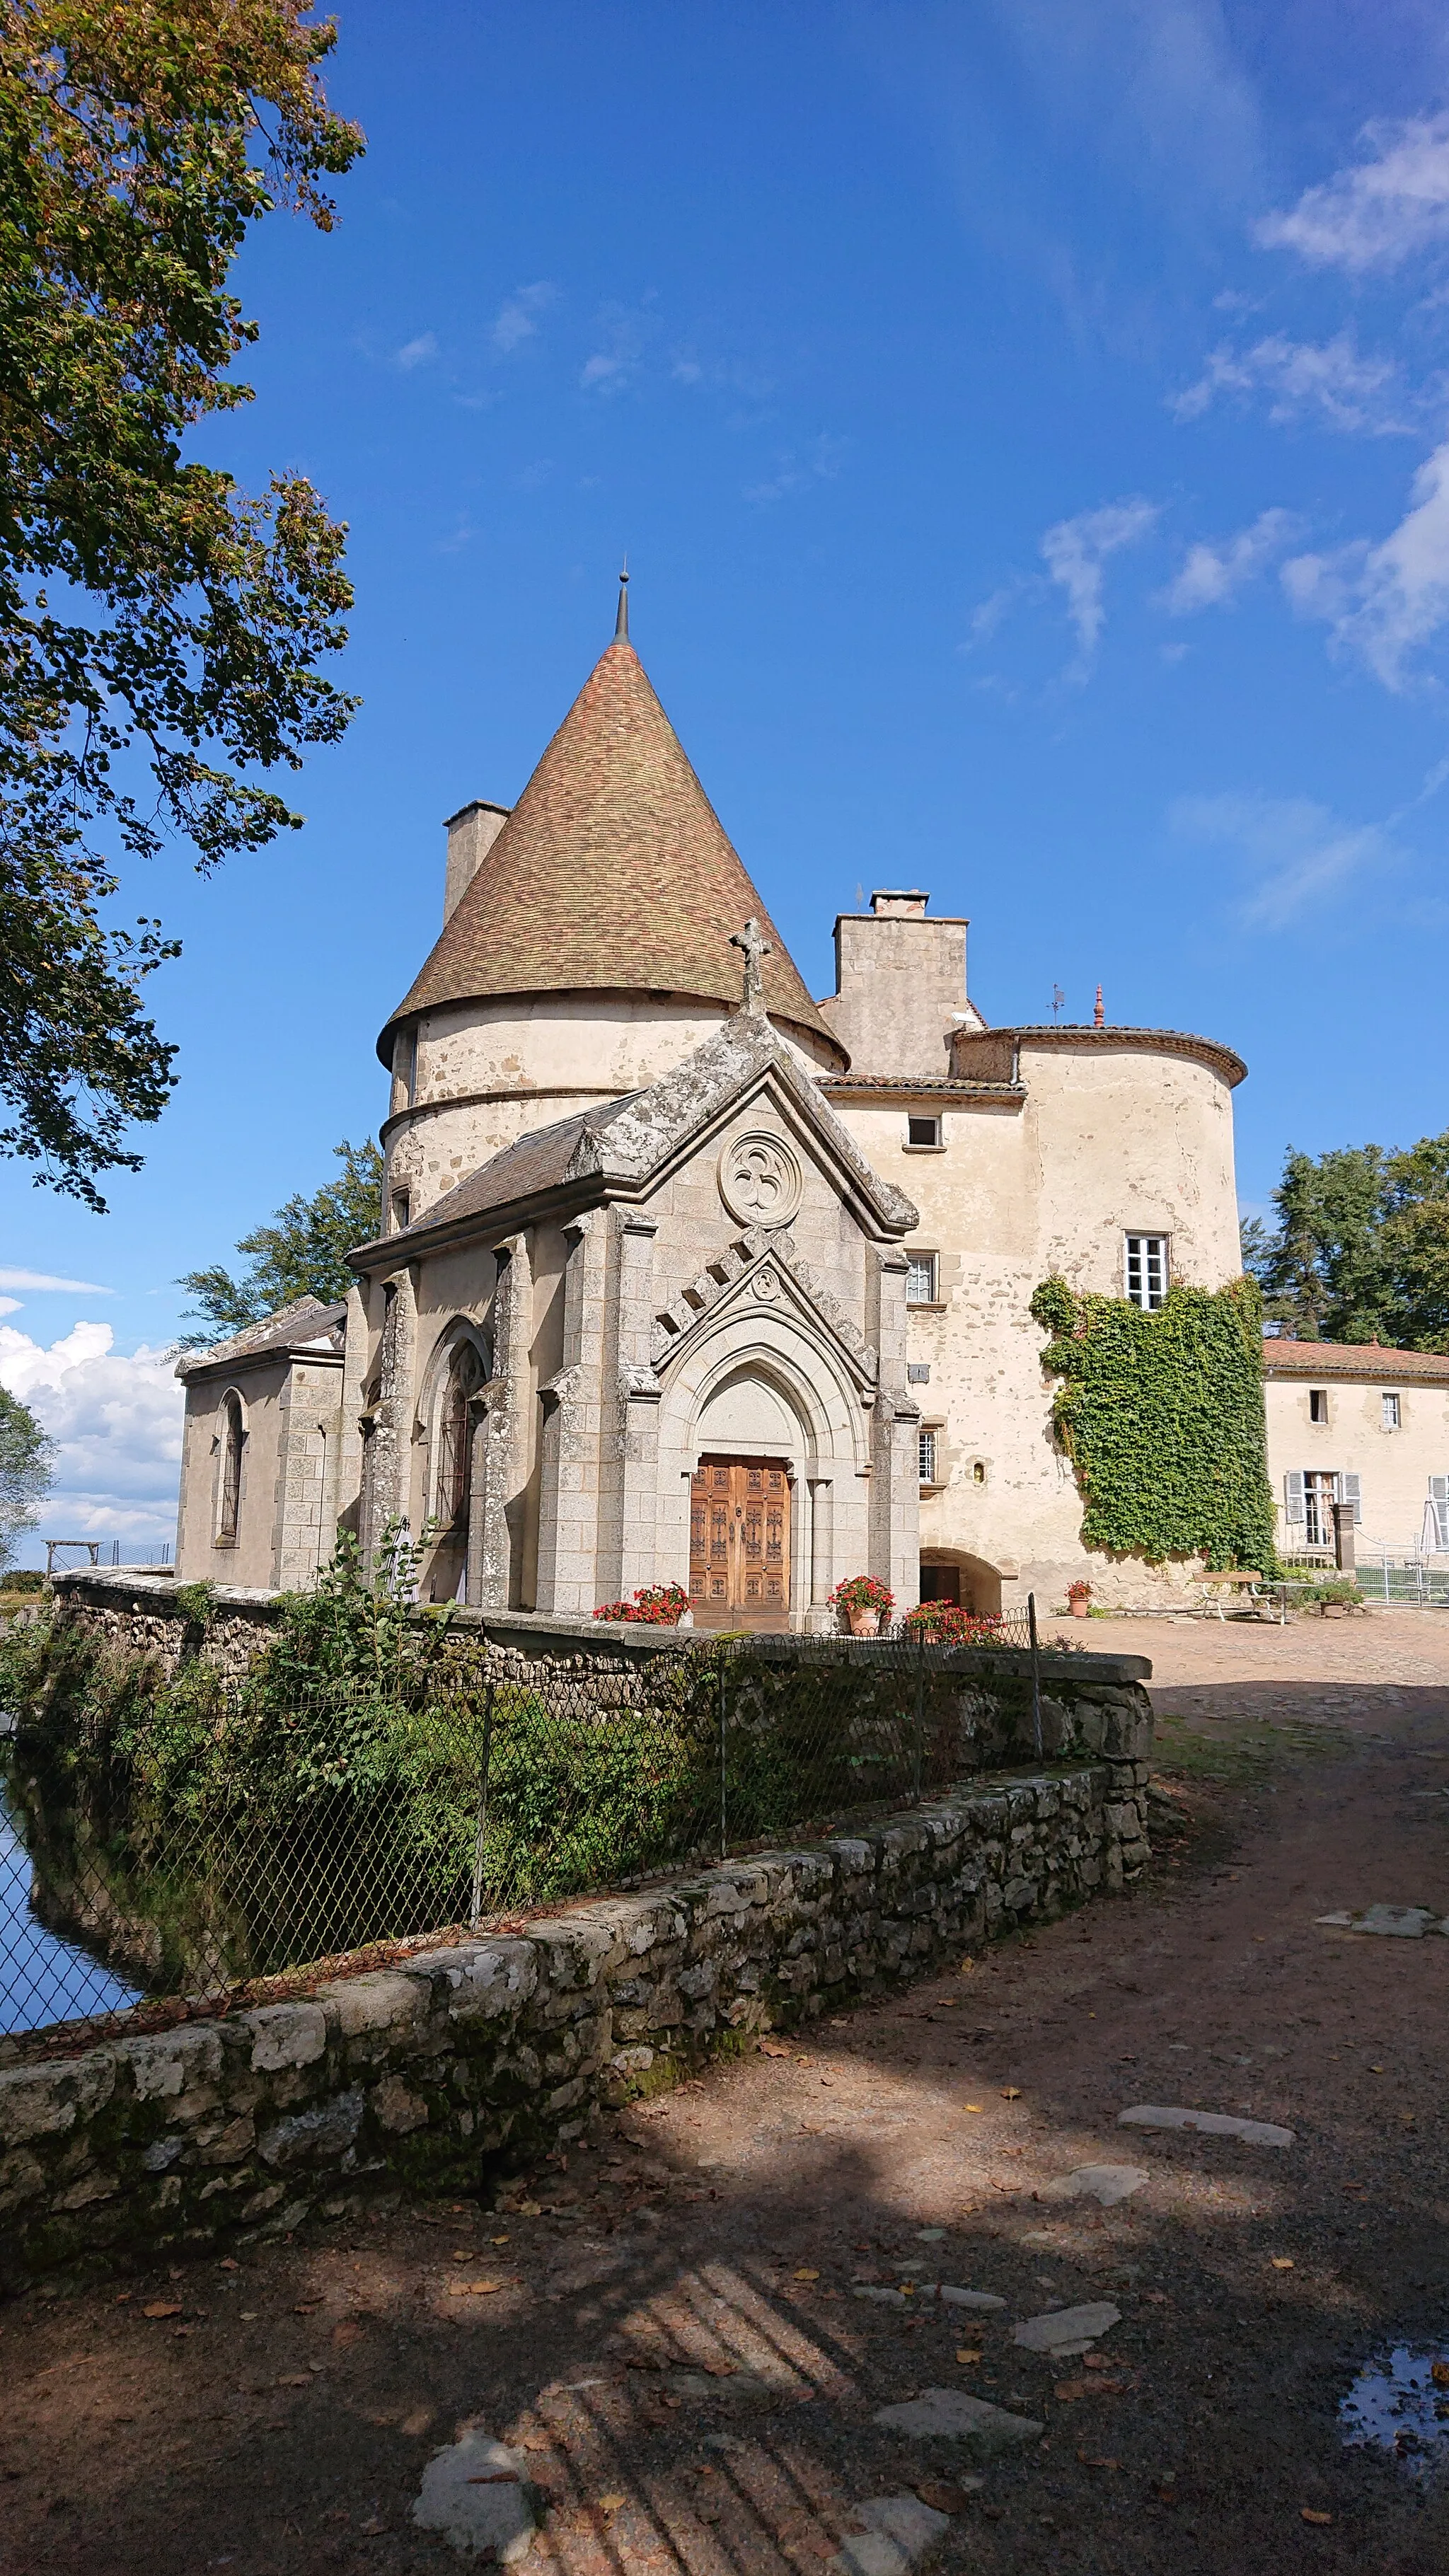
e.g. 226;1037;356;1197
1030;1273;1276;1570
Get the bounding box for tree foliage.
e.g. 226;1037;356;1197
0;1384;56;1575
0;1;363;1205
1032;1273;1276;1571
1242;1130;1449;1350
177;1134;381;1343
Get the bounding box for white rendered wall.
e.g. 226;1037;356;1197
1264;1373;1449;1556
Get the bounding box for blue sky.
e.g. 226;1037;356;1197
6;0;1449;1559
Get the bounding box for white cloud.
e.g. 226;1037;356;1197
1040;498;1159;674
579;303;656;395
0;1297;18;1317
1258;113;1449;273
742;434;849;508
0;1321;183;1546
394;331;438;371
0;1266;111;1293
1171;790;1397;926
1172;333;1405;434
492;282;556;354
1281;437;1449;689
1164;507;1302;613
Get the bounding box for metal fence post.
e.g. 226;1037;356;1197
469;1680;496;1931
1027;1590;1043;1762
718;1649;729;1863
913;1634;924;1806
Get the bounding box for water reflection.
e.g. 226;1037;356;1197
0;1789;142;2035
1341;2343;1449;2476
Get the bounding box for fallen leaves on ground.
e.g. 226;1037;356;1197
1301;2507;1332;2526
964;2103;984;2115
1432;2362;1449;2390
793;2268;820;2282
1270;2258;1295;2271
276;2374;311;2389
758;2039;792;2058
599;2493;625;2514
142;2302;182;2320
956;2349;983;2365
446;2279;505;2298
915;2482;974;2513
1078;2454;1121;2471
1001;2086;1022;2100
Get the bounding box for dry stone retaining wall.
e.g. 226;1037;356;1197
0;1715;1151;2290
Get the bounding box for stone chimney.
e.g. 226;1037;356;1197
442;799;510;924
819;890;983;1079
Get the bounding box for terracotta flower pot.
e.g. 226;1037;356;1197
846;1604;882;1637
1070;1598;1090;1619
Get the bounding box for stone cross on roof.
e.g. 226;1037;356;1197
730;916;773;1015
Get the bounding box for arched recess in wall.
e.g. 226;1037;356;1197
919;1548;1003;1618
214;1389;248;1547
419;1321;492;1600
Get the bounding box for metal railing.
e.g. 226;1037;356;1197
0;1617;1047;2044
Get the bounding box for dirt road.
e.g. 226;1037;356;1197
4;1610;1448;2576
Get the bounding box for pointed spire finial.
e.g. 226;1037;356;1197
615;558;629;640
1094;983;1105;1028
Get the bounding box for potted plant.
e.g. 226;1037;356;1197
1066;1578;1093;1619
829;1574;895;1637
903;1600;1003;1644
592;1583;691;1626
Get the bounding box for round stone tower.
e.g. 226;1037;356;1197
376;588;847;1227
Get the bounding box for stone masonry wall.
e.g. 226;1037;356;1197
0;1720;1150;2292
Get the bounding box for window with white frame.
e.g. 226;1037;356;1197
906;1114;942;1148
906;1251;939;1305
1124;1235;1168;1310
1429;1477;1449;1549
1309;1387;1329;1424
1382;1391;1401;1430
918;1428;939;1484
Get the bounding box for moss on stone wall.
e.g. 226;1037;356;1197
1031;1273;1276;1571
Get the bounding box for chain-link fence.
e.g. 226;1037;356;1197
0;1614;1044;2043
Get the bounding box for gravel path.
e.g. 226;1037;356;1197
4;1610;1448;2576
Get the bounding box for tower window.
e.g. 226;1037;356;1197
1124;1235;1167;1310
217;1395;244;1545
919;1428;939;1484
435;1341;487;1525
906;1114;942;1148
1310;1388;1328;1425
1382;1391;1401;1430
391;1189;411;1234
906;1252;939;1305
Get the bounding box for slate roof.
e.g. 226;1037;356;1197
377;632;844;1067
174;1296;347;1381
1262;1338;1449;1382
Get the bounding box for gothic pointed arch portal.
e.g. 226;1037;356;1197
656;1308;876;1631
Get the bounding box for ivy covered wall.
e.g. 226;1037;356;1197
1031;1273;1276;1571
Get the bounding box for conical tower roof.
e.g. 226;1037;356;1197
378;621;845;1067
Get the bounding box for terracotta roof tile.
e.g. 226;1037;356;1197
378;635;843;1065
1262;1338;1449;1381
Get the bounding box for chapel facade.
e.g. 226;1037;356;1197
174;590;1247;1621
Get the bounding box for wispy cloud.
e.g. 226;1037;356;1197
1172;333;1407;434
742;434;848;507
1258;113;1449;274
0;1266;111;1293
579;301;657;395
1040;498;1159;676
1281;437;1449;690
1171;790;1398;926
1164;508;1303;613
394;331;438;371
492;282;556;354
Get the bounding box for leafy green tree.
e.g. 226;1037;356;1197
177;1136;381;1344
1245;1132;1449;1350
0;2;363;1207
0;1386;56;1576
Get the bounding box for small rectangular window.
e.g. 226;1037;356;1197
391;1190;411;1234
1382;1391;1401;1430
906;1252;939;1305
1309;1388;1328;1424
918;1428;938;1484
906;1114;942;1148
1124;1234;1168;1310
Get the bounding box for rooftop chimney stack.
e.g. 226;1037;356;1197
442;799;511;924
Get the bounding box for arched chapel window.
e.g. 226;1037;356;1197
435;1341;486;1526
217;1394;245;1544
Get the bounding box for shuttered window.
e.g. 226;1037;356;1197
1335;1471;1361;1527
1430;1477;1449;1549
1284;1469;1305;1525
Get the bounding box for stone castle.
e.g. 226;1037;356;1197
174;586;1245;1621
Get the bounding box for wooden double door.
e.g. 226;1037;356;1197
689;1456;792;1629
